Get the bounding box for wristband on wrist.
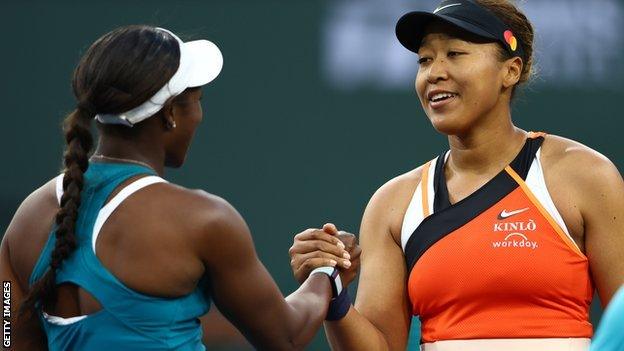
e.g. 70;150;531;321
310;266;343;298
326;289;351;321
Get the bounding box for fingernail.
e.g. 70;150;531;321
343;260;351;268
337;241;345;250
329;260;338;266
343;252;351;260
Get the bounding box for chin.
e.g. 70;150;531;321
428;114;470;136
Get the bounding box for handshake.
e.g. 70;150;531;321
288;223;362;289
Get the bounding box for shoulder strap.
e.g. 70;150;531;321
433;151;451;212
400;157;438;251
55;173;64;205
508;136;545;180
91;176;167;253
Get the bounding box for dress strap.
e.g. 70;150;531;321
92;176;167;253
55;173;64;205
508;136;545;180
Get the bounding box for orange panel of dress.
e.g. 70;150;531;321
401;135;593;343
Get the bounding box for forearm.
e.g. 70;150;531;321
282;273;333;349
324;307;392;351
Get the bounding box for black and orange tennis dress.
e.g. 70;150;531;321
401;133;593;351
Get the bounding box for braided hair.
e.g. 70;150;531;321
19;25;181;316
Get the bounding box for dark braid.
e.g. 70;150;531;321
19;107;94;315
18;24;180;318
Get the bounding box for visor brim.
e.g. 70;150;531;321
182;39;223;88
396;11;498;53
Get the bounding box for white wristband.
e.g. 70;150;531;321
310;266;343;298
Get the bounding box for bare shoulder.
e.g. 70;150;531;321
6;176;58;245
156;183;247;233
157;183;236;217
541;134;612;165
364;163;428;243
4;176;60;286
369;165;426;207
154;184;253;262
541;134;622;189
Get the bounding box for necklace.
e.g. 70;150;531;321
90;154;156;171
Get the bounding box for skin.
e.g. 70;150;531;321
0;87;356;350
289;21;624;350
200;309;249;347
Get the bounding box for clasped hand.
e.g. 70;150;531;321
289;223;361;288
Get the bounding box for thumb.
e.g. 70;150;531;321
322;223;339;235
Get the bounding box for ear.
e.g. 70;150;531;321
502;56;523;88
160;99;176;130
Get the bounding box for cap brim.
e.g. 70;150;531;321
396;11;497;53
181;39;223;88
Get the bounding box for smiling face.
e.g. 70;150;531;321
415;21;515;136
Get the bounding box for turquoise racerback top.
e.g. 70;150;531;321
29;162;210;350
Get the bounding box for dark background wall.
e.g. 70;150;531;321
2;1;623;350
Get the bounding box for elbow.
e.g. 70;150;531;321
275;337;308;351
254;334;309;351
289;337;311;351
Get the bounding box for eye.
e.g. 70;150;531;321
418;57;432;64
448;51;464;57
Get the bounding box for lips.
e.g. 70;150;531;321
427;90;459;109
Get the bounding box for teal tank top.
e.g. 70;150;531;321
29;162;211;350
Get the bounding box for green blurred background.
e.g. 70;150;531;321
2;1;623;349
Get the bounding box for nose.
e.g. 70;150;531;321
426;58;449;84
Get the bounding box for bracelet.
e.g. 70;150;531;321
326;289;351;321
310;266;343;298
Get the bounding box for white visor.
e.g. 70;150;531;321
95;27;223;127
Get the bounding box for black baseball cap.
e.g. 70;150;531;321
396;0;524;60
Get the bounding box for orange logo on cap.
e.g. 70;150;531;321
504;30;518;51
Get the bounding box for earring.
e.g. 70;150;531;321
167;120;177;129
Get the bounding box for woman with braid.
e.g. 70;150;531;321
289;0;624;350
0;25;354;350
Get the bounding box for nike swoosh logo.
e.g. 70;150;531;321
433;3;462;13
497;207;529;220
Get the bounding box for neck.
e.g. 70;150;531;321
446;108;527;175
93;134;165;176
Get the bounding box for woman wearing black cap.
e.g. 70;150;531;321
289;1;624;350
0;25;354;350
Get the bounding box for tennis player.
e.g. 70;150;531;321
0;25;352;350
289;1;624;350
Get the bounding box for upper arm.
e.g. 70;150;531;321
354;175;419;350
4;178;58;287
1;228;47;350
193;195;305;348
1;179;58;350
574;152;624;305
